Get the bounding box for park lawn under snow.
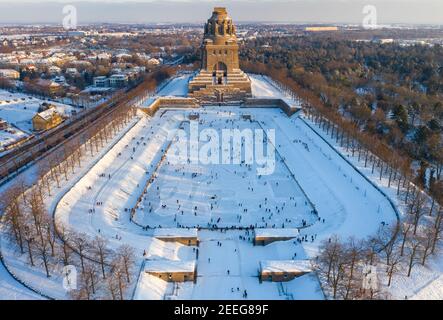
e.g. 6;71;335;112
0;74;410;300
54;102;396;299
132;109;317;230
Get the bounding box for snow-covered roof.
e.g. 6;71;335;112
35;108;60;121
145;260;196;273
255;228;299;239
260;260;312;274
153;228;198;238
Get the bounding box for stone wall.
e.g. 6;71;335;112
139;97;200;117
243;98;301;117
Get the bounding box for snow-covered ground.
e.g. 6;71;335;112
50;73;397;299
0;90;75;134
0;124;27;151
0;262;43;300
250;74;289;100
132;110;316;230
157;74;190;97
0;74;425;300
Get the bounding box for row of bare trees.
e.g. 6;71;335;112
0;69;183;299
247;67;441;197
244;67;443;300
1;180;136;300
317;188;443;300
0;91;143;299
261;69;443;300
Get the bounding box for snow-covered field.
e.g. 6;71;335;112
158;74;190;97
1;74;428;300
0;262;43;300
47;75;397;300
132;110;317;230
0;90;75;134
0;124;27;151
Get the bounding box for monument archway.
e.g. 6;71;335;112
213;62;228;72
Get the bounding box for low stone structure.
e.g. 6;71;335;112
144;260;197;283
259;260;312;282
243;98;301;117
139;97;200;117
153;228;199;246
254;228;299;246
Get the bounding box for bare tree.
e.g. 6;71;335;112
317;236;347;299
375;225;398;266
386;246;403;287
33;226;52;278
341;238;364;300
105;272;119;300
23;225;36;267
407;190;427;235
71;271;94;300
406;235;422;277
92;236;111;279
363;236;380;266
58;226;74;266
71;233;90;272
2;188;26;253
430;206;443;254
116;244;135;283
83;261;100;296
400;223;413;256
418;226;435;266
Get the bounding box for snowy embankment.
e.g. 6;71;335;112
251;75;397;242
252;75;443;300
55;114;195;261
157;74;191;97
0;115;143;299
0;261;43;300
300;114;443;300
250;74;288;100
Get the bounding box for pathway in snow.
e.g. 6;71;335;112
0;262;43;300
56;114;195;262
0;74;403;300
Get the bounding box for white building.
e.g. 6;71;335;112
109;74;128;88
93;76;110;88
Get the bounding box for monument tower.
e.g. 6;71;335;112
188;7;252;103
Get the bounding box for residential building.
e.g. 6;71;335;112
32;108;63;131
93;76;110;88
109;74;128;88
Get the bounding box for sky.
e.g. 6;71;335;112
0;0;442;25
